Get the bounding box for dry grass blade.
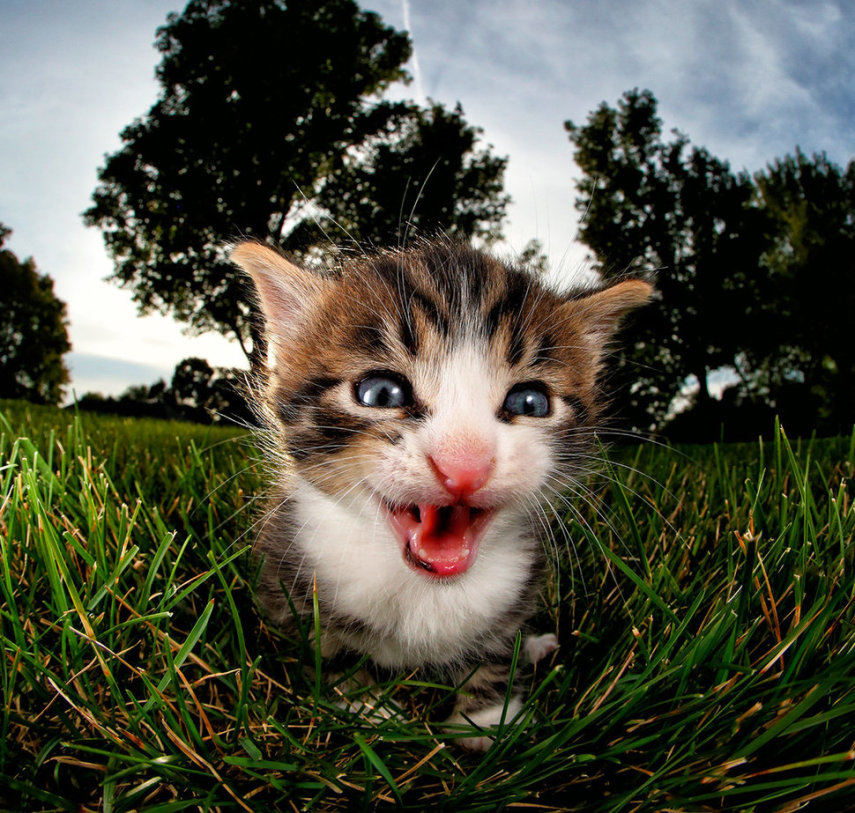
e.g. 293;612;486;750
0;401;854;810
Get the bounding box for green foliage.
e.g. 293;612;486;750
84;0;408;367
303;101;509;250
0;225;71;406
84;0;508;370
565;90;767;433
77;357;251;425
749;150;855;432
566;90;855;440
2;401;855;810
167;356;249;424
517;238;550;276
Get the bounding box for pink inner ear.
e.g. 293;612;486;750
252;274;304;328
566;278;654;343
229;241;325;332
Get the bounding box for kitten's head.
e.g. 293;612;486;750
232;239;651;580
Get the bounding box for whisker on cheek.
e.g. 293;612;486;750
232;237;652;744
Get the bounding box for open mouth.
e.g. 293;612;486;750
383;502;494;578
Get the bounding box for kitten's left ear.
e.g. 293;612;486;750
562;278;654;348
229;241;328;339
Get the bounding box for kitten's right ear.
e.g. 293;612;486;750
561;277;654;350
230;241;328;337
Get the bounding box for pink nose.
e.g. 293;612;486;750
429;454;494;500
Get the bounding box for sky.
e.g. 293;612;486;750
1;0;853;400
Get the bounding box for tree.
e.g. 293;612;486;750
0;225;71;405
169;356;251;423
84;0;508;372
76;357;251;425
517;238;550;276
301;101;508;250
749;150;855;432
565;90;767;432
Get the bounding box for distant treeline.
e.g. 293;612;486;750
4;0;853;440
567;90;855;441
73;358;253;427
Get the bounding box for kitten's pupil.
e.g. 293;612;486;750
356;374;410;408
504;384;551;417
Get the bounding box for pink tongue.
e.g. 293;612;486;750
411;504;474;574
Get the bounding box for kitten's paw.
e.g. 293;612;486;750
524;632;558;665
333;670;394;720
446;696;523;751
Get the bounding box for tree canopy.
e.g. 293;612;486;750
85;0;508;371
750;150;855;432
0;225;71;406
566;90;768;433
303;101;509;250
566;89;855;437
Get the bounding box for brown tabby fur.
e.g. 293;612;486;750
232;237;652;748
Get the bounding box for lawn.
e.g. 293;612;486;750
1;399;854;811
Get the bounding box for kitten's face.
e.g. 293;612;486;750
234;241;651;580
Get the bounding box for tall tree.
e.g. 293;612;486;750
85;0;408;371
565;89;766;431
84;0;508;371
0;225;71;405
299;101;508;250
750;150;855;431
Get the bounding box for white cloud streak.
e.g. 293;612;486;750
400;0;426;104
2;0;853;393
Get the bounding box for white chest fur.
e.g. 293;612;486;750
291;481;537;669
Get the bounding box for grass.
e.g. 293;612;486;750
1;398;854;811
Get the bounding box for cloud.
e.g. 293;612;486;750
366;0;854;285
400;0;426;104
3;0;854;394
66;352;172;400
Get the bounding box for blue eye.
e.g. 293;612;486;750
503;383;551;417
355;373;411;408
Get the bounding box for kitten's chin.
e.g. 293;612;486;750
382;501;495;578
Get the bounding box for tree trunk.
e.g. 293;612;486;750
695;366;711;406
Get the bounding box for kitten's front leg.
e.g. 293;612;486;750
445;634;559;750
524;632;559;665
445;662;523;751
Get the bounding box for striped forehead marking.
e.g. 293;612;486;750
354;244;542;365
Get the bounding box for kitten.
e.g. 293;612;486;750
231;238;651;749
